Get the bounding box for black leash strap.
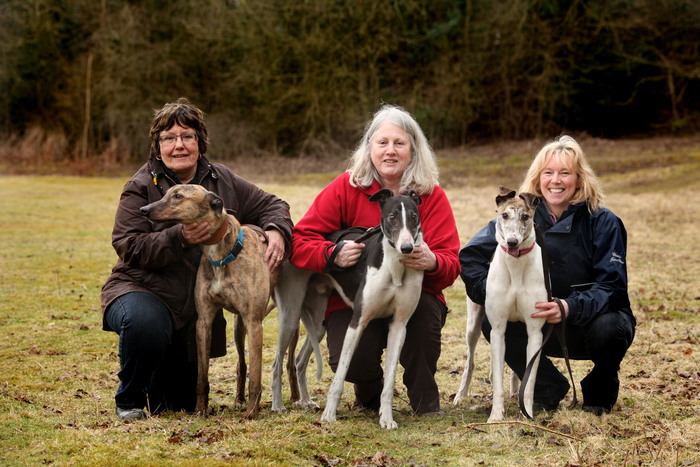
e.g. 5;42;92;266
323;225;381;274
518;224;578;418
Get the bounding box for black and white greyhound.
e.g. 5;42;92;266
271;188;424;429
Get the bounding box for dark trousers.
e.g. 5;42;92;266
104;291;198;414
482;310;635;410
325;292;448;414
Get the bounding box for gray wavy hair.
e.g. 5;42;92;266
347;104;439;195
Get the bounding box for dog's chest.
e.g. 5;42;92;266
359;254;422;319
486;249;546;317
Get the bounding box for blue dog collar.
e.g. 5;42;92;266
209;228;244;267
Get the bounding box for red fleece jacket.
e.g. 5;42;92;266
290;172;460;317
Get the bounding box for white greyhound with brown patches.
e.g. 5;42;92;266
454;186;547;422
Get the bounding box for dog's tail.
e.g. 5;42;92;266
299;306;324;381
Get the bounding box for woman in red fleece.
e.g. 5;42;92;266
291;104;460;415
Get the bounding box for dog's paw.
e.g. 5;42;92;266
294;399;320;411
380;417;398;429
233;399;246;410
320;410;336;422
487;412;505;423
270;403;288;413
453;391;468;405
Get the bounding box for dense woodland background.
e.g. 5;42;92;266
1;0;698;164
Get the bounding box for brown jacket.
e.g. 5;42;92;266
101;156;293;358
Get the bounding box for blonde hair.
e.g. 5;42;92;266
347;104;438;195
519;135;604;213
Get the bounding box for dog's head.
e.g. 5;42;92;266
369;188;423;254
494;185;540;255
140;184;225;226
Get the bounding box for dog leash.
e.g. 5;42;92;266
518;224;578;418
323;225;381;273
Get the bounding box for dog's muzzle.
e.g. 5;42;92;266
400;243;414;254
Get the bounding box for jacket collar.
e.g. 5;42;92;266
149;156;217;188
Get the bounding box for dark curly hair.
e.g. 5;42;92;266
149;97;209;159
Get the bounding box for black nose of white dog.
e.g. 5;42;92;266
507;238;518;248
401;243;414;254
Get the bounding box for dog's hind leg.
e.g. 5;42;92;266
233;314;247;409
509;370;520;398
295;287;328;410
287;327;300;404
294;333;321;410
379;319;408;429
271;264;312;412
454;300;485;405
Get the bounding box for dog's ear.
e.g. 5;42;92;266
496;186;516;206
369;188;394;205
208;192;224;215
406;190;422;206
519;192;540;210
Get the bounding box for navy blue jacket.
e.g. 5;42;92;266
459;201;634;328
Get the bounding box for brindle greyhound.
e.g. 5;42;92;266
141;184;280;419
453;186;547;422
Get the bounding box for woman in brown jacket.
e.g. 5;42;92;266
101;98;293;421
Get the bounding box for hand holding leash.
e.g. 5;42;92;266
532;299;569;323
333;241;364;268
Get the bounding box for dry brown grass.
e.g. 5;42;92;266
0;135;699;465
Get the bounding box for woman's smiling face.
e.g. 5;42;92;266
539;153;579;218
369;122;412;192
158;123;200;183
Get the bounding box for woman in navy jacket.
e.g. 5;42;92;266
460;135;635;415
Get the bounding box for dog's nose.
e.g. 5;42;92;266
507;238;518;248
140;206;150;215
401;244;414;254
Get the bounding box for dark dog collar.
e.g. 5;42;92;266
209;228;244;267
200;216;229;246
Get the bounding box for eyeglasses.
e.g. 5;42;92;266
159;133;198;146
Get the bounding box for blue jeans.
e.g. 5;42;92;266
482;310;635;410
104;292;197;413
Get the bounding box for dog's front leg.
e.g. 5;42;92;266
488;325;507;422
195;302;217;415
321;324;364;423
233;314;247;409
379;319;408;429
243;317;263;420
522;322;544;418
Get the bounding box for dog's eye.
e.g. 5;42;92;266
501;213;509;220
521;214;529;221
174;193;183;199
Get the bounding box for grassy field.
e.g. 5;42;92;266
1;136;699;465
